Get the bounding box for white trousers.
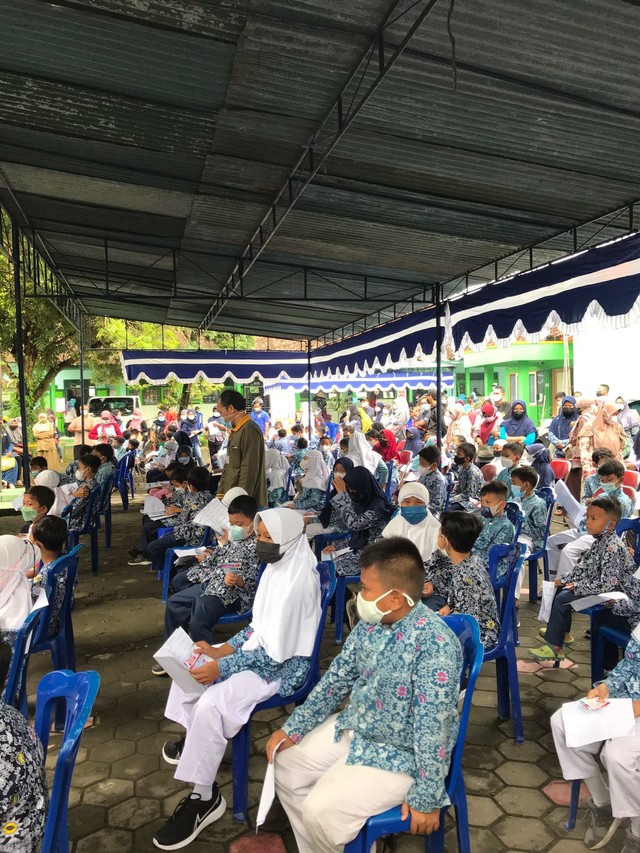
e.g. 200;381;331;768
548;529;593;577
164;672;281;786
275;715;414;853
550;709;640;818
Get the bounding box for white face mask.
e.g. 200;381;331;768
334;471;345;479
76;470;85;481
501;457;514;469
356;589;415;624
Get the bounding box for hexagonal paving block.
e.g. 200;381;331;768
462;745;503;771
140;769;186;799
115;718;161;740
495;786;553;818
496;761;548;788
464;768;504;796
88;737;136;763
83;777;135;807
537;680;580;698
466;794;503;826
111;752;160;780
229;833;287;852
108;796;161;830
67;804;107;840
69;760;111;787
498;739;547;762
75;827;133;853
544;780;590;807
493;815;556;850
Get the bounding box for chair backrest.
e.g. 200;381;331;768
307;561;337;687
505;502;524;540
385;462;394;500
444;472;455;511
97;474;114;514
114;451;131;487
439;614;484;796
488;545;526;644
77;485;101;533
487;541;522;587
550;459;571;482
623;469;640;491
536;486;556;509
3;607;45;709
481;464;497;482
32;544;84;648
622;484;637;503
398;450;412;466
397;440;406;452
615;517;640;567
534;489;556;553
35;670;100;853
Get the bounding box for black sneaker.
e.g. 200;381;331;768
162;737;185;765
583;800;621;849
128;548;139;558
153;790;226;849
152;663;168;677
127;554;151;566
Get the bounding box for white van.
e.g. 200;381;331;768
88;395;141;418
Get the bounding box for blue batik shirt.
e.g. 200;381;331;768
282;604;462;813
472;513;515;566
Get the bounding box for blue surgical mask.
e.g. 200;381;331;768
600;482;618;494
511;485;523;500
400;505;428;525
229;524;250;542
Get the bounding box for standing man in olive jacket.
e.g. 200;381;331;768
216;390;267;507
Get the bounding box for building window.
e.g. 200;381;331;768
508;373;518;401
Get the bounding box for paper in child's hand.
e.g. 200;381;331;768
580;697;610;711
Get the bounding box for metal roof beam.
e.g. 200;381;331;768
199;0;443;332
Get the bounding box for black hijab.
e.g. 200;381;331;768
343;465;392;551
319;456;354;527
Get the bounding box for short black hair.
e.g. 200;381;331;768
598;459;625;479
187;467;211;492
31;514;68;553
555;391;566;399
510;465;539;490
93;443;114;462
25;485;55;511
277;428;287;438
495;385;505;394
113;436;125;444
359;536;425;602
339;438;349;450
291;424;303;434
77;444;92;456
440;511;483;553
503;441;524;457
457;442;476;461
297;438;308;449
228;494;259;520
480;479;509;501
419;445;441;466
122;430;132;439
592;447;614;465
219;389;246;411
30;456;48;470
167;467;188;485
128;438;140;449
319;435;332;444
591;495;623;521
79;453;100;474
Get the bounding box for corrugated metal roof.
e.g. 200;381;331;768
1;0;640;339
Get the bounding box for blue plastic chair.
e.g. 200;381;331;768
96;474;115;550
3;606;46;715
35;670;100;853
527;488;556;604
487;543;526;744
443;472;455;511
344;614;484;853
384;461;394;500
64;486;101;575
230;561;336;822
592;623;631;685
505;502;524;540
32;544;84;672
114;451;134;510
615;516;640;566
160;527;213;603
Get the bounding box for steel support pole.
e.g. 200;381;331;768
435;282;443;448
307;340;312;433
12;220;30;487
79;321;85;441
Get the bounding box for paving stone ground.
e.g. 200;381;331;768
1;490;628;852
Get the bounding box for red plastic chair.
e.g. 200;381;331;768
550;459;571;481
397;450;412;465
623;469;640;491
593;485;637;504
396;440;406;452
481;463;497;482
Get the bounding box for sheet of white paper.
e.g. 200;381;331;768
146;481;170;491
562;697;636;748
571;591;629;612
634;565;640;580
537;580;556;622
332;547;353;558
256;738;287;831
12;495;23;510
153;627;210;696
555;481;585;529
31;586;49;613
141;496;168;519
60;482;76;498
194;498;229;534
173;548;199;559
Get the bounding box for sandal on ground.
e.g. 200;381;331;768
530;643;565;662
539;627;575;646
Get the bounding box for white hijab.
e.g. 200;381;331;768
347;431;380;475
35;470;70;517
221;486;248;508
0;535;40;631
382;482;440;561
243;508;320;663
300;449;330;491
265;447;289;490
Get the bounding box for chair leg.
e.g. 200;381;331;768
231;723;251;822
334;577;346;644
506;645;524;744
120;483;129;511
495;656;511;720
65;619;76;672
454;789;471;853
90;529;99;575
105;508;112;550
565;779;581;830
542;552;550;582
528;557;538;604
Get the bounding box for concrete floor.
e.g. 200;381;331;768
1;489;627;853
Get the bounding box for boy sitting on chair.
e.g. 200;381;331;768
550;625;640;852
471;480;515;569
530;496;639;662
268;536;463;853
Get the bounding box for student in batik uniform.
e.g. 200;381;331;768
417;445;448;515
448;442;483;511
65;453;100;534
270;536;462;853
472;480;515;570
30;516;69;638
550;628;640;852
423;512;500;648
288;450;331;514
510;466;548;552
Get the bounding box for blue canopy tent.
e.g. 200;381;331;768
263;371;454;395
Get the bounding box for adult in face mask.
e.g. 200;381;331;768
316;457;354;532
382;482;440;563
32;413;58;469
174;445;196;476
548;395;578;458
178;409;205;466
68;407;98;457
154;508;320;850
88;410;123;443
498;400;537;446
491;385;512;418
217;390;267;507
